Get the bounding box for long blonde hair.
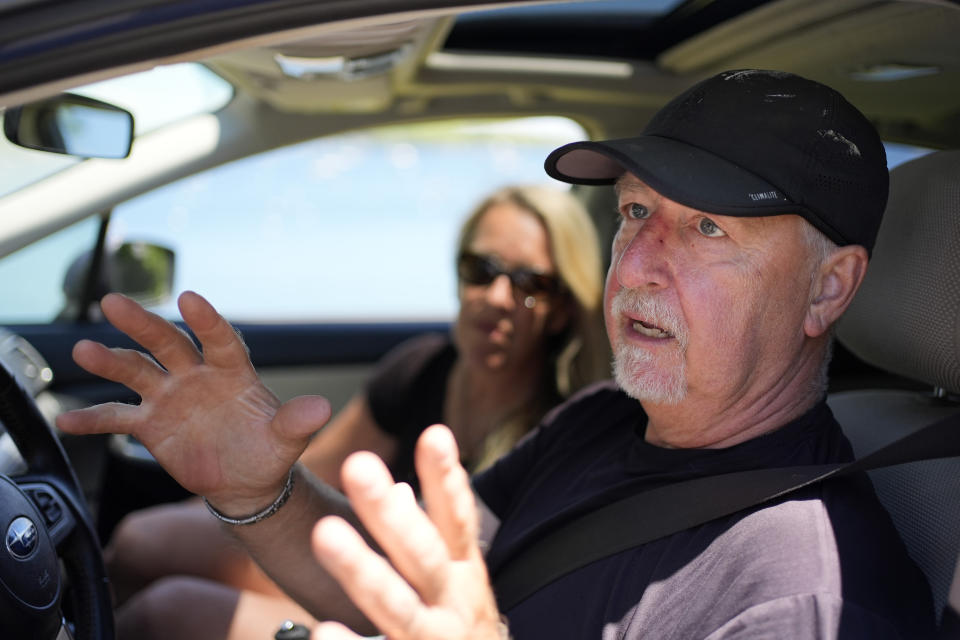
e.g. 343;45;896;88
456;184;609;470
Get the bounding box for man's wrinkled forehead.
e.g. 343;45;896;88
614;173;645;194
614;173;658;202
613;173;683;214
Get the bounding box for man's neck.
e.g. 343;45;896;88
641;349;825;450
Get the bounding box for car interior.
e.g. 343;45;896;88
827;149;960;630
0;1;959;638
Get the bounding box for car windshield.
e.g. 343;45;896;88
0;63;232;197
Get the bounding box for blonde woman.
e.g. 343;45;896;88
106;184;608;640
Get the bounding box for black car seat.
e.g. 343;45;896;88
828;149;960;628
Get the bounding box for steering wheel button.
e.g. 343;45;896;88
42;504;62;526
26;489;63;525
30;489;52;505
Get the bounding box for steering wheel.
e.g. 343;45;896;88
0;359;114;640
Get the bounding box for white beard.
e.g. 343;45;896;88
610;289;689;405
613;342;687;404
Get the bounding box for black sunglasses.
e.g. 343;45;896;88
457;252;563;298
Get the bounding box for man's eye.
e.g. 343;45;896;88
627;203;649;220
697;217;725;237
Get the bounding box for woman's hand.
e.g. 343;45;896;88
56;291;332;515
311;424;504;640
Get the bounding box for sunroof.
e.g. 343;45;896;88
444;0;773;61
455;0;687;20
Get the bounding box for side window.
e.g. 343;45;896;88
885;142;931;169
0;216;101;323
108;117;587;321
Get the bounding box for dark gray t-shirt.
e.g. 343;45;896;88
474;381;935;639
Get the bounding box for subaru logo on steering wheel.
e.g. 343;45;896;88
6;516;39;559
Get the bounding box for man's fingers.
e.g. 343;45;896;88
177;291;257;372
71;340;166;396
312;516;424;640
55;401;143;436
415;425;480;561
100;291;257;378
100;293;202;373
341;453;452;603
323;439;502;640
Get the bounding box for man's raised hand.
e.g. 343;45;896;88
311;424;504;640
55;291;332;515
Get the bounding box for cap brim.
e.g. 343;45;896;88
545;136;799;217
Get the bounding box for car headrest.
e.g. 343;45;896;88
836;149;960;395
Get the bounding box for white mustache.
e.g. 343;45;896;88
611;289;689;350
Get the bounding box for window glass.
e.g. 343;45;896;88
75;63;233;137
107;116;587;322
456;0;686;21
0;133;933;326
884;142;932;170
0;134;80;198
0;216;101;323
0;63;232;198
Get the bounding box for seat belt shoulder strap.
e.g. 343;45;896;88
492;409;960;612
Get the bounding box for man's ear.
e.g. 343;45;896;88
804;245;869;338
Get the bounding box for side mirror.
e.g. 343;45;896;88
108;242;176;305
60;242;175;322
3;93;134;159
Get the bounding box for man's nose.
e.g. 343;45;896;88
615;220;673;291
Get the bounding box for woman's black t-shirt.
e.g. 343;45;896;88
365;332;456;489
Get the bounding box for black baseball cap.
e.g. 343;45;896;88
545;69;889;253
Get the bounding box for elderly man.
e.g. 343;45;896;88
58;69;934;639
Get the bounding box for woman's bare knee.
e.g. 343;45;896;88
106;506;174;603
116;576;239;640
106;498;280;605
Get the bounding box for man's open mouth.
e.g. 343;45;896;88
632;319;672;339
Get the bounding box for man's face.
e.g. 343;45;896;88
605;175;818;409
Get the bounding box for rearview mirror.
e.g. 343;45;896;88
3;93;134;159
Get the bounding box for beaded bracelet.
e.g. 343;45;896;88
202;468;295;526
